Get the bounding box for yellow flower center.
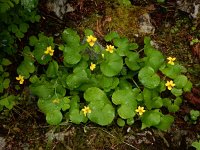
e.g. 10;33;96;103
135;106;145;116
165;80;175;90
16;75;24;84
82;106;91;116
86;35;97;47
167;57;176;65
44;46;54;56
52;99;60;104
105;45;114;53
90;62;96;71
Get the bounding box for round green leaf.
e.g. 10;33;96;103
138;67;160;89
152;97;163;108
88;103;115;126
155;115;174;131
141;110;161;129
183;81;192;92
46;110;62;125
127;118;134;125
1;58;12;66
168;104;179;113
118;105;135;119
125;52;140;71
171;88;183;97
63;46;81;65
84;87;108;102
66;69;88;89
104;32;119;42
100;53;123;77
3;78;10;89
174;75;188;89
145;50;164;71
117;118;125;127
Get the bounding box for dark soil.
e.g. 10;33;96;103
1;0;200;150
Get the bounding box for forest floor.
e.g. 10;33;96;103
1;0;200;149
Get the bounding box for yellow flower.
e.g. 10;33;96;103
44;46;54;56
82;106;91;116
87;35;97;47
52;99;60;104
165;80;175;90
135;106;145;116
90;62;96;71
105;45;114;53
16;75;24;84
167;57;176;65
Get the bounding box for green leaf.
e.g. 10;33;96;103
118;0;131;6
174;97;182;106
174;75;188;89
88;103;115;126
138;67;160;89
15;31;24;39
96;75;119;92
155;115;174;131
113;38;129;56
118;79;132;90
142;88;159;110
30;83;54;99
84;87;115;125
141;110;161;129
183;80;192;92
168;104;179;113
29;36;38;46
62;28;80;47
145;50;164;71
84;87;108;102
17;59;35;78
69;96;87;124
84;29;94;36
128;43;138;51
46;110;62;125
66;69;89;89
19;23;29;33
1;58;12;66
104;32;120;42
46;60;59;78
10;24;18;33
125;52;140;71
100;53;123;77
160;64;183;79
192;141;200;150
171;88;183;97
3;78;10;89
157;0;165;3
63;46;82;65
112;89;138;119
152;97;163;108
117;118;125;127
127;118;134;125
0;95;16;110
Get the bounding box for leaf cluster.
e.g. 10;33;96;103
13;28;193;131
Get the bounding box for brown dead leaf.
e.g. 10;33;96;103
192;43;200;60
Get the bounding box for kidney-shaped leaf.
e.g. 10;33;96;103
46;110;62;125
100;53;123;77
138;67;160;89
174;75;188;89
84;87;115;125
141;110;161;129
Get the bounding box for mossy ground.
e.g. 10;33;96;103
1;0;200;149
